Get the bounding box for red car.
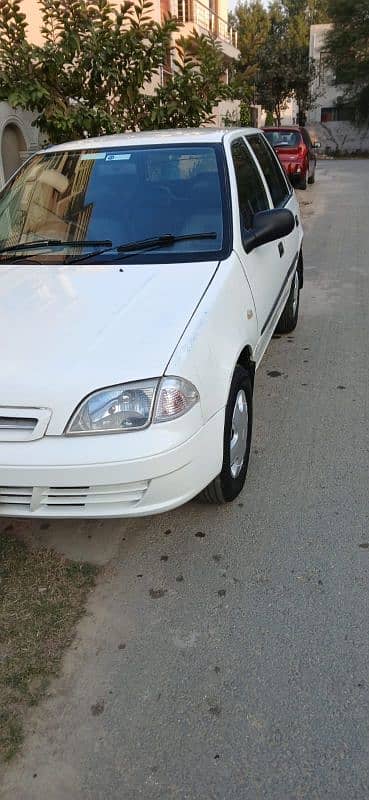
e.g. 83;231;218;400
262;126;319;190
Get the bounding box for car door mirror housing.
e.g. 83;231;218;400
243;209;295;254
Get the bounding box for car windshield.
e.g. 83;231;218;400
0;144;226;264
263;131;302;148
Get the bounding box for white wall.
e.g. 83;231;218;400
308;23;343;123
211;99;241;127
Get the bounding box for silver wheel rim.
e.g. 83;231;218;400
292;272;299;315
230;389;248;479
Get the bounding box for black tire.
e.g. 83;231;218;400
276;268;300;334
200;366;253;504
298;172;307;190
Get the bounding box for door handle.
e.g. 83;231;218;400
278;241;284;258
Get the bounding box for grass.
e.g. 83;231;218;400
0;531;99;762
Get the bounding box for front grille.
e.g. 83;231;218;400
0;481;149;515
0;407;51;441
0;417;37;431
0;487;33;508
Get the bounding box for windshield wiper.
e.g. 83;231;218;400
0;239;112;259
117;232;217;252
69;232;217;264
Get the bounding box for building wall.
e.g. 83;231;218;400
0;103;40;187
209;99;241;127
164;0;239;126
307;121;369;154
23;0;44;44
22;0;162;36
308;23;344;124
280;97;299;126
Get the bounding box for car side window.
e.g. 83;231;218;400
231;138;269;230
247;133;290;208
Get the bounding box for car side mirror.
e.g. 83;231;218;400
243;209;295;255
313;141;321;149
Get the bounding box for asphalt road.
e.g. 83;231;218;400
2;160;369;800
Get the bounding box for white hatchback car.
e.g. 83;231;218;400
0;128;303;518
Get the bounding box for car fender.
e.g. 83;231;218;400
166;254;258;423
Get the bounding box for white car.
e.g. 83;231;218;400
0;128;303;518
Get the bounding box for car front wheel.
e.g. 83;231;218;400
200;365;253;504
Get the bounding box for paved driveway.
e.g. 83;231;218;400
2;160;369;800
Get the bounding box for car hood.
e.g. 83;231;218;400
0;260;218;433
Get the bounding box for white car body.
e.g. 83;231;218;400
0;128;303;518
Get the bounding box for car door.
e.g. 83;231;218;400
228;136;288;339
246;131;301;296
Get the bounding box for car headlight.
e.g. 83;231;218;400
65;377;199;434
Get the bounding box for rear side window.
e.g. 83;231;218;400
231;138;269;230
247;133;290;208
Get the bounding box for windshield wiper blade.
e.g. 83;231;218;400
0;239;62;256
0;239;112;256
116;232;217;252
68;232;217;264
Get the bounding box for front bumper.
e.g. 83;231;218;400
0;408;224;518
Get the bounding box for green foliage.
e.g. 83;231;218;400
222;110;240;127
281;0;330;24
239;101;252;126
264;110;275;126
142;31;230;129
325;0;369;122
0;0;229;142
230;0;269;101
254;1;291;124
233;0;329;123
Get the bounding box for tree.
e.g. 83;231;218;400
233;0;330;124
325;0;369;122
282;0;330;24
0;0;176;140
282;2;321;124
0;0;229;142
255;1;292;125
142;31;230;129
230;0;269;104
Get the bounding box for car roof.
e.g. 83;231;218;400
46;127;260;153
262;126;303;132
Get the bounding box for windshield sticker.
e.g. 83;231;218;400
80;152;106;161
105;153;131;161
